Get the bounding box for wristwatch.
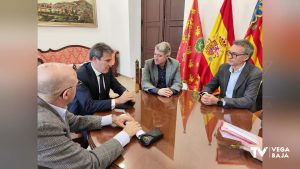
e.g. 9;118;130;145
217;98;223;107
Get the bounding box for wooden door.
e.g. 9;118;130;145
141;0;164;66
164;0;185;59
141;0;184;67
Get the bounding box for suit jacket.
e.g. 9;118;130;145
37;97;123;169
202;63;262;109
68;62;126;115
141;57;182;92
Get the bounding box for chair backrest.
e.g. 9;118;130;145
250;80;263;112
135;60;141;91
37;45;119;76
256;80;263;111
110;50;119;77
38;45;90;64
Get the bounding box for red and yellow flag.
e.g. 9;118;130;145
202;0;235;80
177;0;207;91
245;0;263;70
179;90;199;133
202;112;218;145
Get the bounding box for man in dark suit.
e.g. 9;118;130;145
200;39;262;109
68;43;135;115
38;63;141;169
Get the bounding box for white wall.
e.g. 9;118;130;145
38;0;255;77
38;0;141;78
184;0;257;40
128;0;141;77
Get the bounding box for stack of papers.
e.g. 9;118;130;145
219;121;259;145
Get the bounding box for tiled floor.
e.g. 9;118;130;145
110;75;136;97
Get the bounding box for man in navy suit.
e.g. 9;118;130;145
68;43;135;115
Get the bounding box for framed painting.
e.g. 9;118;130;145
38;0;97;27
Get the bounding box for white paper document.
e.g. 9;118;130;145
219;121;259;145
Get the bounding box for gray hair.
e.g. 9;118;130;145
233;40;254;58
89;42;113;60
155;41;171;56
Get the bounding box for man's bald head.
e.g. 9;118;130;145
38;63;77;102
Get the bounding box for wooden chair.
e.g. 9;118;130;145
135;60;143;91
250;80;263;112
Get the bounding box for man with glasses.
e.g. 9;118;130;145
200;39;262;109
38;63;141;168
68;42;135;116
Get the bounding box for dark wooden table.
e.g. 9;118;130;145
89;90;262;169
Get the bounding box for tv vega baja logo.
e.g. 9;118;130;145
250;146;290;159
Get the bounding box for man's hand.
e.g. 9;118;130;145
157;88;173;97
123;121;142;137
112;113;134;128
200;93;219;105
115;91;135;105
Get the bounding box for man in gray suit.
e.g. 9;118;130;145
142;41;182;97
37;63;141;169
201;40;262;109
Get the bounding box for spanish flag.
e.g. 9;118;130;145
202;0;235;80
202;112;218;145
177;0;206;91
245;0;263;70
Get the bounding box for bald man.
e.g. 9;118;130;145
37;63;141;169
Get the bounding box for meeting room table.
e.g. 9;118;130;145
88;90;262;169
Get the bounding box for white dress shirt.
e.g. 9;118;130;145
91;64;116;109
223;63;246;106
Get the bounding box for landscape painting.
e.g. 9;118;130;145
38;0;97;27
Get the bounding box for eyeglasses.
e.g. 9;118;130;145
59;80;82;97
227;51;248;58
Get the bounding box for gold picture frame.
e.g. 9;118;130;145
38;0;97;27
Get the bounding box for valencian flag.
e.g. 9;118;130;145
177;0;206;91
179;90;199;133
202;0;235;80
245;0;263;70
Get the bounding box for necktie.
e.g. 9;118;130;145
99;74;105;93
